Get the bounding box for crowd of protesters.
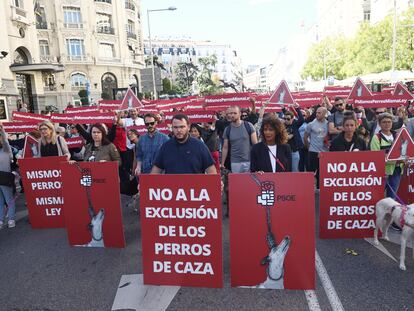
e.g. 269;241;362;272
1;95;413;229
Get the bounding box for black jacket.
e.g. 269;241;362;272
329;132;367;151
250;142;292;173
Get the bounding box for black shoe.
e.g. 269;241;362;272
390;223;402;232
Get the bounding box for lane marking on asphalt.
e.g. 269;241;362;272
364;238;398;262
315;251;345;311
111;274;180;311
304;290;322;311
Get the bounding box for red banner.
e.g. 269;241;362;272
229;173;315;290
51;112;114;124
353;95;408;108
98;100;122;110
60;162;125;248
140;174;223;287
19;156;67;228
204;93;252;108
3;122;38;133
12;111;50;122
65;137;84;149
156;97;198;111
397;169;414;203
319;151;385;239
65;106;99;114
323;86;351;99
293;92;323;107
125;125;147;135
164;111;214;124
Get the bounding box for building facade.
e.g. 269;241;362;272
0;0;144;118
143;38;241;86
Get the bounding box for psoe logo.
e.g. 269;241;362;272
257;181;275;207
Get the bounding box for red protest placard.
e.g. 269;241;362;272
65;137;85;149
3;122;38;133
12;111;50;122
293;92;323;107
19;156;67;228
60;162;125;248
119;87;143;110
386;127;414;161
319;151;385;239
51;112;114;124
397;167;414;203
140;174;223;287
269;80;295;105
65;106;99;114
22;135;39;158
323;86;352;99
229;173;315;290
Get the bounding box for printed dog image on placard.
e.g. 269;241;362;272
76;166;105;248
253;176;291;289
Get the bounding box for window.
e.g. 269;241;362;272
71;73;87;87
66;39;85;59
99;43;115;58
14;0;24;8
39;40;50;56
36;7;47;29
63;7;82;28
96;13;114;33
125;0;135;11
126;20;135;33
363;12;370;21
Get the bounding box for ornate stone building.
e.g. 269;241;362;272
0;0;144;118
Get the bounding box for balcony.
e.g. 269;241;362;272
97;26;115;35
125;1;136;11
64;23;83;29
11;5;29;24
97;57;121;63
40;55;58;63
66;55;87;62
127;32;137;40
36;21;48;29
95;0;111;3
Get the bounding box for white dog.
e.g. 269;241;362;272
374;198;414;270
79;208;105;247
257;236;291;289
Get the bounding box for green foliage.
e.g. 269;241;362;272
302;7;414;80
174;62;199;94
101;92;111;100
195;55;223;96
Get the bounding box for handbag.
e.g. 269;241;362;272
0;171;15;187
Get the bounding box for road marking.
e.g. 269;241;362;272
304;290;321;311
111;274;180;311
364;238;398;262
315;251;345;311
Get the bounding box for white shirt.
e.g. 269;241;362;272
124;117;145;149
383;133;394;143
268;145;277;172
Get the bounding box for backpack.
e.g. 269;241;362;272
376;131;396;153
224;121;253;170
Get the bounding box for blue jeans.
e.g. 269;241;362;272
386;166;402;199
0;185;15;221
292;151;300;172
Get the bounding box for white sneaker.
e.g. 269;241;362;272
8;220;15;228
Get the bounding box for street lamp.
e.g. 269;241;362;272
147;6;177;100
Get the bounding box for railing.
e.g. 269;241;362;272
40;55;57;63
97;57;121;63
127;32;137;39
64;23;83;29
125;1;135;11
97;26;115;34
44;85;57;92
66;55;87;62
36;21;48;29
95;0;111;3
16;7;26;17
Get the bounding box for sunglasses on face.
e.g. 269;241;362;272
145;122;155;126
335;103;344;107
242;114;248;117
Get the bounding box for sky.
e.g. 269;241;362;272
141;0;317;67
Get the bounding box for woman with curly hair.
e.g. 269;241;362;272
250;116;292;173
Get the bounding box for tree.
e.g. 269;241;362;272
195;55;223;95
78;89;89;106
145;55;166;71
301;7;414;80
174;62;198;94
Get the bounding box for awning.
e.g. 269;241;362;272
10;63;65;73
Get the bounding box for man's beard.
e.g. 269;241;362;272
175;133;189;143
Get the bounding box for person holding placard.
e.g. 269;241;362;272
37;120;70;160
0;123;16;229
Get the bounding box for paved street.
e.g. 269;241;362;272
0;193;413;311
